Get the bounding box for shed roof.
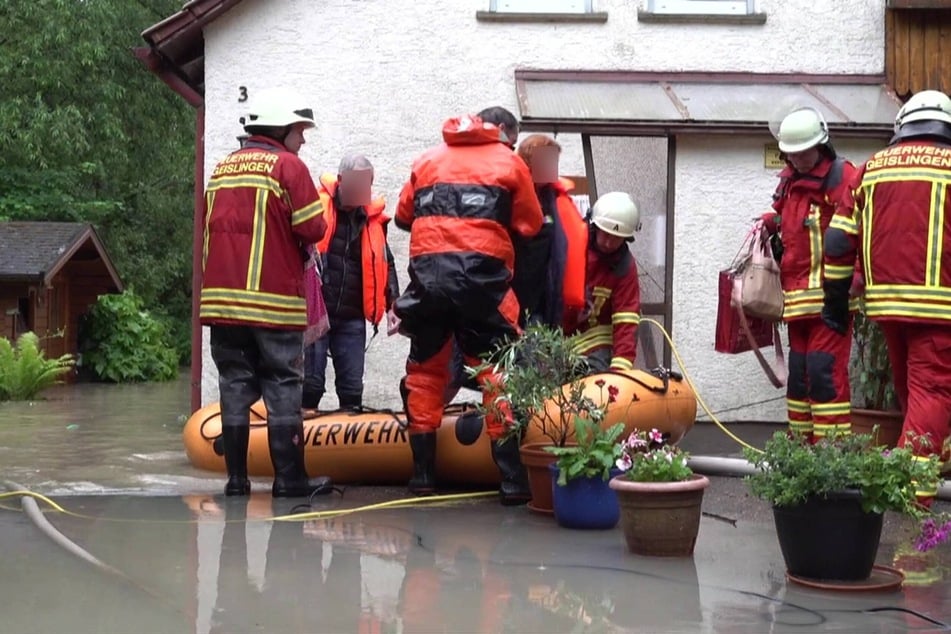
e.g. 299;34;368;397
515;70;903;136
0;222;123;289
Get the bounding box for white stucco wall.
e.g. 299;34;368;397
199;0;888;421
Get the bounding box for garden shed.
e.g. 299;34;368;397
0;222;123;369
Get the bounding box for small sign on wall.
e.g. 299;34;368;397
764;143;784;169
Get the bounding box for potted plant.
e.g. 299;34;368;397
743;431;949;582
546;396;625;529
474;323;594;514
850;306;902;446
609;428;710;557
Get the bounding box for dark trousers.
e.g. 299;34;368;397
210;325;304;430
304;317;366;406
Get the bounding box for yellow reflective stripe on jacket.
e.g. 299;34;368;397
861;184;876;286
865;285;951;302
247;189;268;291
203;191;216;272
200;287;307;327
829;213;858;235
808;204;823;288
824;263;854;280
572;324;611;354
926;181;946;287
206;175;283;198
611;311;640;325
862;167;951;186
292;199;325;226
864;301;951;321
610;357;634;370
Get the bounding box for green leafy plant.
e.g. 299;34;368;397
472;323;592;447
851;307;897;411
744;431;950;551
546;393;625;486
615;427;694;483
0;331;74;400
78;290;179;383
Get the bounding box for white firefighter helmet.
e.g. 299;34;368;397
895;90;951;128
590;192;640;238
777;107;829;153
244;88;316;129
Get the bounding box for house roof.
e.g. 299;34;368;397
137;0;246;106
0;222;123;290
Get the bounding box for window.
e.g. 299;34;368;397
646;0;755;14
489;0;592;12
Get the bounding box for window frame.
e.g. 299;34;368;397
488;0;594;13
645;0;756;15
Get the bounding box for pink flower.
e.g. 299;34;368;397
616;455;633;471
595;379;606;388
607;384;619;403
648;428;664;444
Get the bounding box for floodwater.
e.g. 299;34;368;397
2;375;951;633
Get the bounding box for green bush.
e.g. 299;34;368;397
0;332;74;400
78;290;179;382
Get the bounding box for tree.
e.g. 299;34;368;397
0;0;195;361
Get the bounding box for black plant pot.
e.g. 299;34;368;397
772;490;884;581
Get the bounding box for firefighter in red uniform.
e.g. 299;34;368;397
201;88;332;498
302;154;400;410
568;192;642;372
761;107;859;440
394;106;543;503
512;134;588;331
824;89;951;503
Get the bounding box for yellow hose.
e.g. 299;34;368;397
640;317;763;454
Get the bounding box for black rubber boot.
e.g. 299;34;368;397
491;438;530;506
337;392;362;412
302;378;323;410
268;422;333;498
408;432;437;496
222;426;251;496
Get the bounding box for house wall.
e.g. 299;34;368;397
199;0;888;421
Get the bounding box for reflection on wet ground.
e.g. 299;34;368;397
2;487;950;634
1;376;950;632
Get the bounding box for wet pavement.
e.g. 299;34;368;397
1;378;950;633
2;472;950;633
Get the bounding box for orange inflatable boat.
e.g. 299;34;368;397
182;368;697;485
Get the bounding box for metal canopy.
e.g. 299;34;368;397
514;70;903;136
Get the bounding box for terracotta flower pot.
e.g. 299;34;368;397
850;408;903;448
519;442;561;515
609;474;710;557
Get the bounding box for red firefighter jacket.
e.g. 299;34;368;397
570;231;641;370
396;115;543;278
200;136;327;329
553;178;589;325
765;156;858;320
825;141;951;325
315;173;392;325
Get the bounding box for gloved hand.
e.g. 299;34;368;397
821;278;851;335
386;308;401;336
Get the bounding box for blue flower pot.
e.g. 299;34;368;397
550;463;620;530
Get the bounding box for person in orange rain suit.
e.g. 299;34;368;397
823;89;951;503
761;107;859;441
302;153;400;411
565;191;642;372
511;134;588;331
393;106;543;503
201;87;332;499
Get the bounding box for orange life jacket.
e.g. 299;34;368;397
554;177;588;320
315;173;390;325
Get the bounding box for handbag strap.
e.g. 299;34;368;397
736;306;787;388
